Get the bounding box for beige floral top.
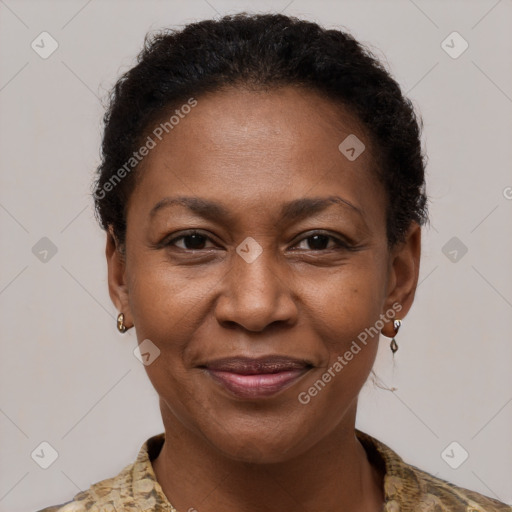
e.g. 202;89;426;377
37;429;511;512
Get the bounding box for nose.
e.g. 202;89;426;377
214;244;299;332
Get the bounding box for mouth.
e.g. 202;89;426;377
200;355;313;399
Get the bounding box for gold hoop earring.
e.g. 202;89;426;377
117;313;127;333
390;319;402;354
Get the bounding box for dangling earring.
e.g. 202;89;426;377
117;312;127;333
390;319;402;354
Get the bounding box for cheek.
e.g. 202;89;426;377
300;263;384;394
124;268;195;404
306;306;381;407
294;270;383;407
126;257;212;339
304;260;386;342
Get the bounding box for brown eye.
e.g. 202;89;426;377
166;231;215;250
294;232;350;251
304;234;331;250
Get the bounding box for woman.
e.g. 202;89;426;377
38;12;511;512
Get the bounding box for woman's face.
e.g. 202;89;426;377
107;86;420;462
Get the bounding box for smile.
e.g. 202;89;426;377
201;355;313;399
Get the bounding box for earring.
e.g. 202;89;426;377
390;319;402;354
117;313;127;333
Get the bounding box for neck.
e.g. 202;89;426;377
152;401;384;512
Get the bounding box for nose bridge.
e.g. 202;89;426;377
234;236;281;306
215;236;297;331
236;241;278;296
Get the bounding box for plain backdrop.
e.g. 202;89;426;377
1;0;511;510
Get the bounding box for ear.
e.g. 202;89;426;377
106;226;133;329
381;222;421;337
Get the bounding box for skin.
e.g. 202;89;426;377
106;86;421;512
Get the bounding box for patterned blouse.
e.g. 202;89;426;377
37;429;511;512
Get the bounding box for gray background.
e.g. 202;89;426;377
1;0;511;510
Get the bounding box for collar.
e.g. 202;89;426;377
122;429;421;510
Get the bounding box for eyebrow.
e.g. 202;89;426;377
149;195;364;223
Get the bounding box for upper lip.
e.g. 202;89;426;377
201;355;313;375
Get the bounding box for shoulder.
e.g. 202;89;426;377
395;461;512;511
34;472;126;512
355;429;512;512
34;432;166;512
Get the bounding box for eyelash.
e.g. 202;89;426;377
162;230;353;252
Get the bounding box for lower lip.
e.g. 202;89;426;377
205;368;309;399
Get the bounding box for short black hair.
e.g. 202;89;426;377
92;12;428;249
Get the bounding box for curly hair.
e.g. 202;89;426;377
92;12;428;250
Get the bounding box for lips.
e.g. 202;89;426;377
200;355;312;399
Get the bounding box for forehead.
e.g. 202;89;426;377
155;86;372;165
128;86;386;229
